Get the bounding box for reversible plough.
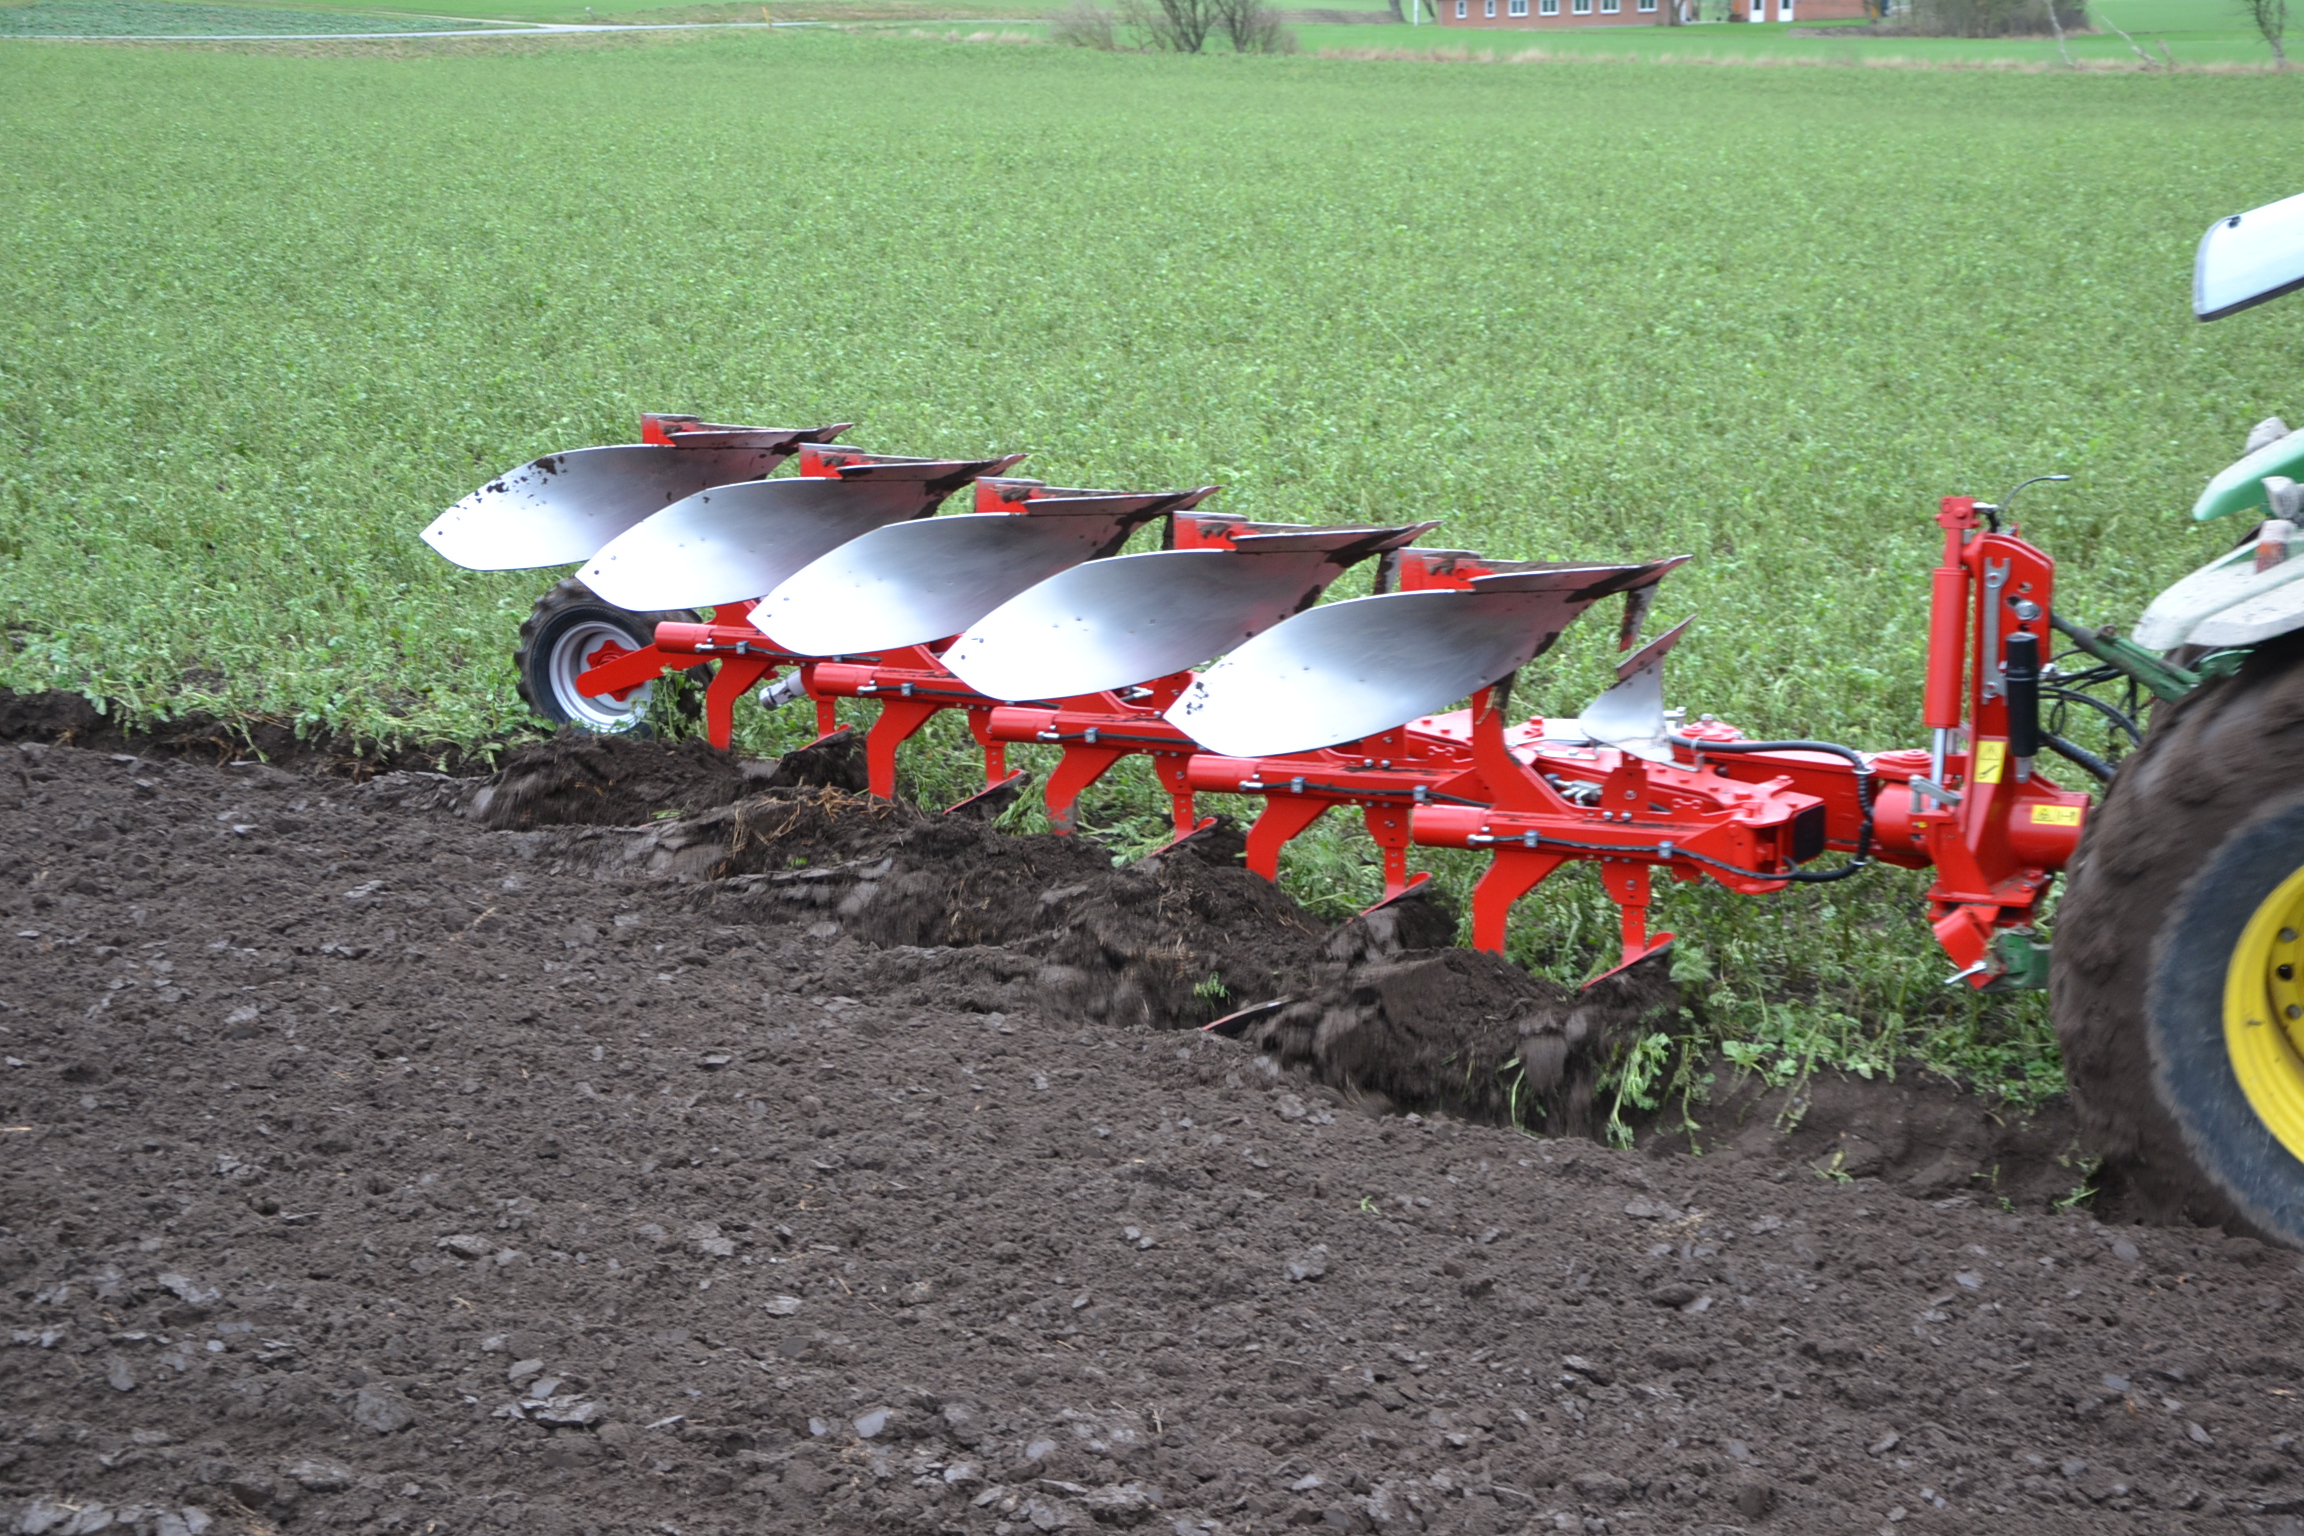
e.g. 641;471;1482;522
427;416;2091;991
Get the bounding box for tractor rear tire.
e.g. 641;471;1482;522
2052;635;2304;1245
514;578;698;735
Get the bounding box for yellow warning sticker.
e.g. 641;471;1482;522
2030;804;2083;826
1971;741;2005;784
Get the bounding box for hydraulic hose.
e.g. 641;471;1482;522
2040;683;2144;747
1667;736;1876;885
2042;729;2116;784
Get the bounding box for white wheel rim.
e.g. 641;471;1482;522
546;619;651;730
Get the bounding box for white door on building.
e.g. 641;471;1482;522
1778;0;1793;19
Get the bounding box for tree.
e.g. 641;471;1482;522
2242;0;2289;65
1118;0;1219;50
1215;0;1298;50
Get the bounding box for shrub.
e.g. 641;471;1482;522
1047;1;1119;47
1879;0;2084;35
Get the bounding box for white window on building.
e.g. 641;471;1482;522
1637;0;1657;10
1485;0;1496;14
1540;0;1558;12
1456;0;1466;15
1508;0;1528;13
1599;0;1619;11
1570;0;1590;12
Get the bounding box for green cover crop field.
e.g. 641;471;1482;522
0;2;469;34
1279;0;2288;70
1;32;2297;1100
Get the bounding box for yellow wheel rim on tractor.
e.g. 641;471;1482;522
2226;863;2304;1162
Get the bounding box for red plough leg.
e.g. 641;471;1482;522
1243;796;1331;883
702;655;776;750
1469;848;1569;954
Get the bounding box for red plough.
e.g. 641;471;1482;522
426;417;2088;991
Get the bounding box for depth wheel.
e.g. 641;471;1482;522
2052;638;2304;1245
514;578;697;734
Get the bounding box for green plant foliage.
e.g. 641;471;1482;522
1;34;2295;1098
1601;1030;1673;1148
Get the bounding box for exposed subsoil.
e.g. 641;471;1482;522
6;732;2304;1536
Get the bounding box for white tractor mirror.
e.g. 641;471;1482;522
2197;190;2304;321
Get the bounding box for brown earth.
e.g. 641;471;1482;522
6;730;2304;1536
0;691;476;779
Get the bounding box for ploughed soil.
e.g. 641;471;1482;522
7;719;2304;1536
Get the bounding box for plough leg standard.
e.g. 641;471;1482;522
427;420;2088;991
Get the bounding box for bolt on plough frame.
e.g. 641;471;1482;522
428;418;2090;992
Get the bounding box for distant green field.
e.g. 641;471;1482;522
1279;0;2277;67
2;32;2298;1092
2;0;2269;59
0;0;474;32
0;0;1052;26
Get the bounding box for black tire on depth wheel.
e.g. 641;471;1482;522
513;578;698;734
2051;634;2304;1245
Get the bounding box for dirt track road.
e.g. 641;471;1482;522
7;733;2304;1536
